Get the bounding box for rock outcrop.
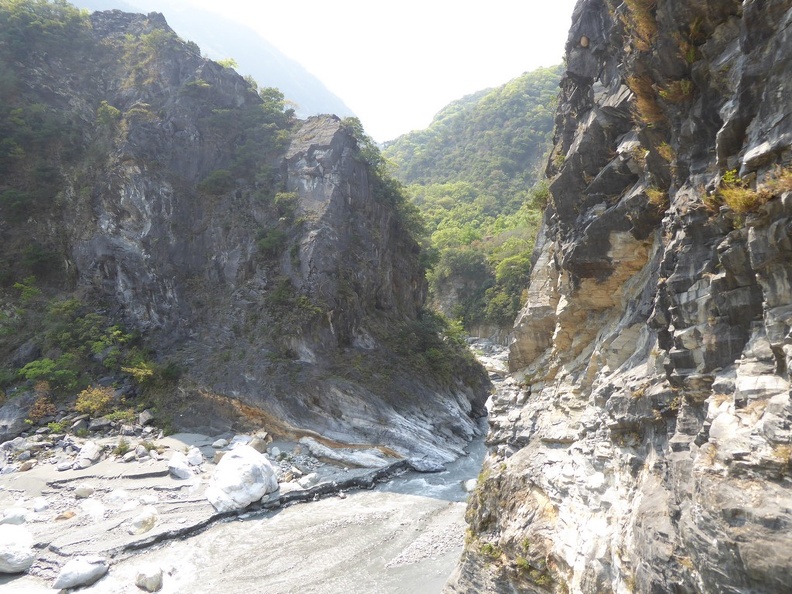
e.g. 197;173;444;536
450;1;792;593
0;7;488;461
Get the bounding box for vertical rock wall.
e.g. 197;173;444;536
449;1;792;592
0;9;489;459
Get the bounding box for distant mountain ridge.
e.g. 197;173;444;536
384;65;562;202
75;0;355;119
382;66;563;331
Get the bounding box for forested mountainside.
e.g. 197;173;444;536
383;66;562;332
0;1;488;460
448;0;792;592
75;0;355;120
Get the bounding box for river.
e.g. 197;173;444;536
62;423;488;594
4;341;505;594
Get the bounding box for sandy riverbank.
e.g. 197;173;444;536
0;428;483;593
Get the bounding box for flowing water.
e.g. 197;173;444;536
67;426;488;594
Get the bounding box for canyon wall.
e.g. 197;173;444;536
449;0;792;592
0;8;488;459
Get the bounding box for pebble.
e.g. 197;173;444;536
55;510;76;521
74;484;95;498
212;439;228;449
136;565;163;592
128;506;158;535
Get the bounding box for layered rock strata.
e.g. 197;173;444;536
0;10;488;460
449;0;792;592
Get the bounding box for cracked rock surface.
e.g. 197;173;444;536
448;1;792;593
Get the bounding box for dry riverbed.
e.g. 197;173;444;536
0;429;485;593
0;339;503;593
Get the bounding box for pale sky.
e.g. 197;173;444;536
187;0;579;141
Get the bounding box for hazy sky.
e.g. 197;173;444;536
186;0;579;141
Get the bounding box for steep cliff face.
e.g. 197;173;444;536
450;0;792;592
0;7;488;459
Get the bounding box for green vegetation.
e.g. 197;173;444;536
626;74;665;126
480;542;502;560
378;308;482;387
659;78;695;103
383;67;561;329
47;420;66;433
0;1;92;282
216;57;238;69
113;437;131;456
75;385;114;416
199;87;294;187
711;166;792;215
342;117;425;239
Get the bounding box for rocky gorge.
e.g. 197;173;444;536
448;0;792;593
3;0;792;592
0;339;507;592
0;5;491;590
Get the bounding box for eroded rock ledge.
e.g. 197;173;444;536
449;1;792;593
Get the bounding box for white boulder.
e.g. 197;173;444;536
76;441;102;464
0;524;34;573
74;483;95;498
79;499;105;522
52;555;108;589
135;564;163;592
128;506;158;535
297;472;320;489
211;438;228;449
167;451;193;479
0;507;28;525
185;446;203;466
205;444;278;512
32;497;49;512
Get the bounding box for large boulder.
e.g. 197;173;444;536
167;451;193;479
52;556;108;589
74;441;103;469
0;524;34;573
205;444;278;512
0;393;36;443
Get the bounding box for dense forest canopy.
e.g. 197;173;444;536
383;66;562;328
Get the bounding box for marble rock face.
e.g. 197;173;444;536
448;1;792;593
